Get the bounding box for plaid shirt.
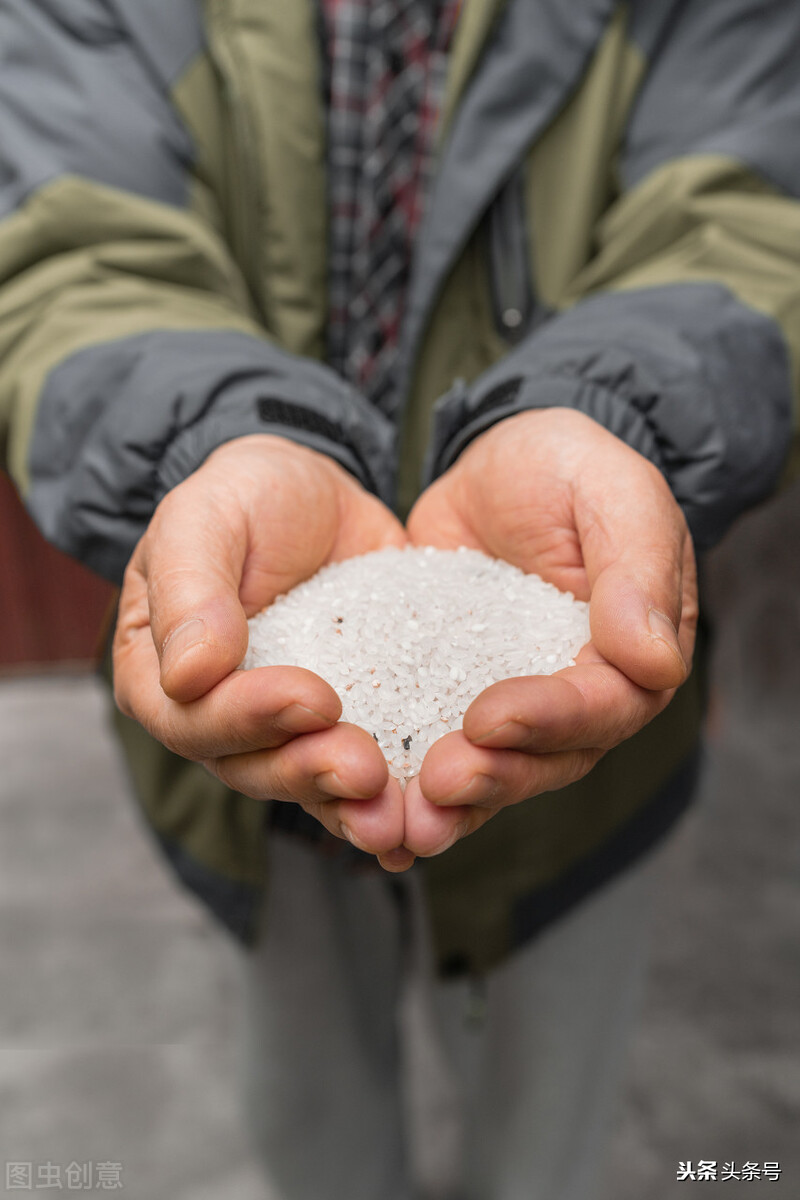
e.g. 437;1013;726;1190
319;0;462;411
268;0;461;857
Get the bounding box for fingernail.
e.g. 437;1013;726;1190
340;823;366;850
314;770;350;798
471;720;528;746
429;820;470;856
378;848;416;872
648;608;686;671
275;704;335;735
161;619;205;671
439;774;499;806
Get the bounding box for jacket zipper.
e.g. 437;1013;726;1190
488;165;537;345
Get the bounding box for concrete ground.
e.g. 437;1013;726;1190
1;484;798;1200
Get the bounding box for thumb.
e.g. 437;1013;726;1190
589;563;687;691
581;493;691;692
143;499;249;704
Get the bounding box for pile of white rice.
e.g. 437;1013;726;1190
243;546;589;782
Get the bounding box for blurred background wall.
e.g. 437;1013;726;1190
0;473;114;670
0;471;798;1200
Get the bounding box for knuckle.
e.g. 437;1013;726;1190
641;456;682;511
563;701;595;748
523;748;603;797
563;748;604;786
600;713;637;750
201;753;219;780
601;697;652;749
157;709;196;760
212;748;296;803
217;698;265;752
112;679;134;720
208;755;243;795
571;669;622;749
110;655;142;725
266;755;301;803
220;763;248;794
299;800;339;839
120;553;142;594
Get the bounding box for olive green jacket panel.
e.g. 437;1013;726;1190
203;0;328;357
0;178;260;489
524;3;646;312
569;157;800;401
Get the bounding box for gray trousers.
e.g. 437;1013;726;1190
237;832;664;1200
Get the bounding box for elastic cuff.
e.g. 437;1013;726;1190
426;372;666;482
157;400;381;501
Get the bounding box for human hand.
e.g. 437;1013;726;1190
401;408;698;858
113;434;415;866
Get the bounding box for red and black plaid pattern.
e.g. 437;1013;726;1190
319;0;462;410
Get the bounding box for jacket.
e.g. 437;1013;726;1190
1;0;799;974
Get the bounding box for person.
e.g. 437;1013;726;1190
1;1;799;1197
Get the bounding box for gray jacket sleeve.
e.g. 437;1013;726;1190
424;0;800;551
0;0;395;584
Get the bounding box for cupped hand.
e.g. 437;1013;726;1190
401;408;698;859
113;434;415;867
